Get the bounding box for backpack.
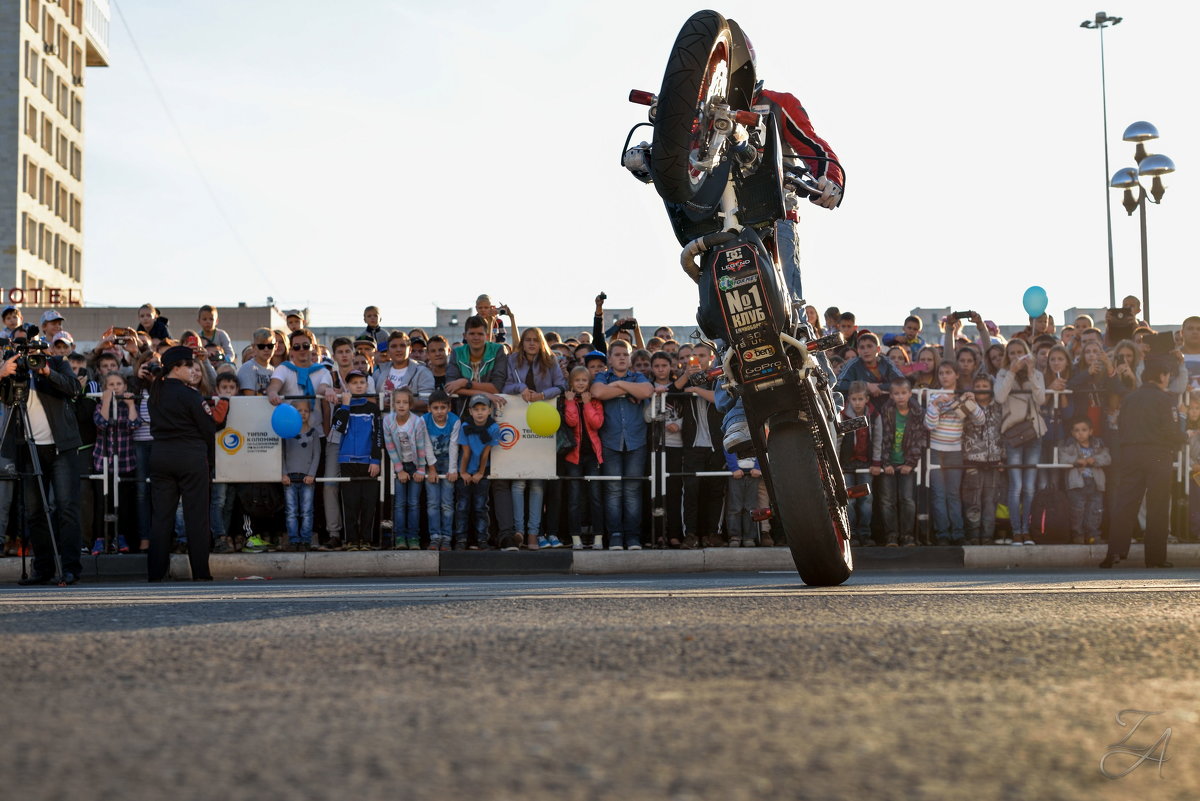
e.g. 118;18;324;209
1029;487;1072;543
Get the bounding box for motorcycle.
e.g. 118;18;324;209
622;10;868;586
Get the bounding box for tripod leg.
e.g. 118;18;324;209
18;408;66;584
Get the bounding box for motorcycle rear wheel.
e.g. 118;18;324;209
765;422;853;587
651;10;733;204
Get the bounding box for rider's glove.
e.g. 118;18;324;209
811;176;843;209
623;141;653;184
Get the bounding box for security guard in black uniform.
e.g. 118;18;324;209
147;346;227;581
1101;355;1188;568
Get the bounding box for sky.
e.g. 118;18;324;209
82;0;1197;331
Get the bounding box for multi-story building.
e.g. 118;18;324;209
1;0;108;309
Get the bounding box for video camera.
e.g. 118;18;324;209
0;328;50;405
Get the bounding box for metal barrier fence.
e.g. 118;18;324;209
77;384;1196;546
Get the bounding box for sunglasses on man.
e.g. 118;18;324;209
256;343;274;350
291;343;313;351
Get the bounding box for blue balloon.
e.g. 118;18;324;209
271;404;302;439
1022;285;1049;318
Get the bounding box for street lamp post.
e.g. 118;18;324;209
1080;11;1123;309
1109;122;1175;326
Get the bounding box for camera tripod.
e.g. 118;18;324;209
0;389;67;586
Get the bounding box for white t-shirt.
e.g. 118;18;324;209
271;363;333;433
26;387;55;445
382;364;413;394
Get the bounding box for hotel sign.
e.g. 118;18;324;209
0;288;82;306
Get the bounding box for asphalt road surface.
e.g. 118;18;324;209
3;570;1200;801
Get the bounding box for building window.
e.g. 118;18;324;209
36;223;45;260
25;102;38;139
25;43;39;85
70;95;82;130
42;119;53;154
57;79;69;116
20;214;28;251
58;133;69;168
71;44;82;83
42;64;54;101
72;1;82;29
43;171;53;207
70;145;82;180
58;29;69;66
28;0;40;32
72;198;82;232
43;8;54;43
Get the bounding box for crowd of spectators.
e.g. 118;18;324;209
0;292;1196;562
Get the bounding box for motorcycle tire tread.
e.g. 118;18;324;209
651;10;731;205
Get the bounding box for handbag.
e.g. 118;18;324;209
1002;391;1039;449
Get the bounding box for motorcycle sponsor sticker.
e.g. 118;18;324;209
718;273;758;291
743;362;779;378
743;345;776;362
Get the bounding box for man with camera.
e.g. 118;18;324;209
0;332;84;584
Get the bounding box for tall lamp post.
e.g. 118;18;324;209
1080;11;1122;309
1109;122;1175;326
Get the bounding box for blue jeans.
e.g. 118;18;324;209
1005;441;1041;536
391;464;422;541
844;471;872;541
425;477;455;542
875;467;917;542
511;479;545;536
455;477;490;547
602;445;646;547
210;482;233;538
284;479;315;543
929;450;965;541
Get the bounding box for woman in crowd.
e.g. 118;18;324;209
909;346;940;391
995;337;1047;544
1111;340;1142;392
503;327;567;549
1039;344;1074;488
984;343;1005;377
955;345;983;391
887;346;911;371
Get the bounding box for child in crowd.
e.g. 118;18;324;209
839;381;873;547
92;371;142;555
210;373;241;553
961;374;1004;544
925;361;978;545
197;305;235;362
1057;417;1111;545
281;400;322;550
421;389;461;552
330;371;382;550
870;376;926;546
1;305;21;338
456;394;500;550
136;303;170;346
724;450;762;547
382;387;431;550
564;365;605;549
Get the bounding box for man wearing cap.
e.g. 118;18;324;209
0;328;84;584
40;310;65;341
284;310;305;333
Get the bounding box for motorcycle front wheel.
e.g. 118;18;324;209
764;422;853;587
651;10;733;205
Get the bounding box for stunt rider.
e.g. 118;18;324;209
623;83;845;453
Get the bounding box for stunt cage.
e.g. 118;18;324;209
71;387;1196;555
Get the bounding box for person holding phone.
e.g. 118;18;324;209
995;339;1047;544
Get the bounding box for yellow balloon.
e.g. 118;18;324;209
526;401;561;437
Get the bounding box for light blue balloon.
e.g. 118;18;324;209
1022;285;1048;318
271;404;302;439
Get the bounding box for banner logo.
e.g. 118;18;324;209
220;430;243;455
498;424;521;450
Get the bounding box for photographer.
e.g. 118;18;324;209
0;333;84;585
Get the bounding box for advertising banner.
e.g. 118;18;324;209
488;395;558;479
215;396;283;482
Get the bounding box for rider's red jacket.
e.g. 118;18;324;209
757;89;844;188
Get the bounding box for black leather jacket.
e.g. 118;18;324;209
4;355;83;453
